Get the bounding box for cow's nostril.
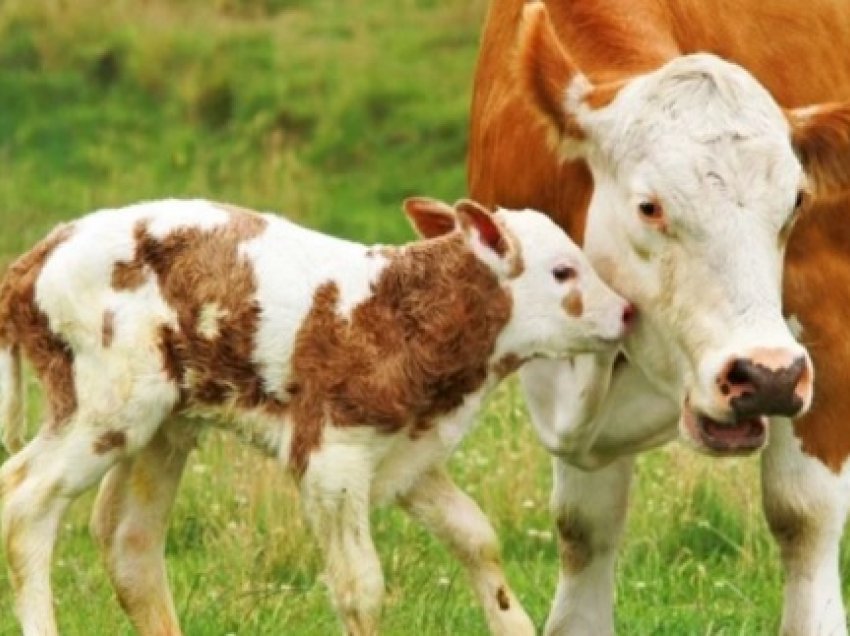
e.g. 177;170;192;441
725;359;753;387
720;352;811;419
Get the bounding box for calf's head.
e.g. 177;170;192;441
519;3;850;454
404;197;633;360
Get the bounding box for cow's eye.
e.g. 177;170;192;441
638;200;663;221
552;264;577;282
794;189;807;210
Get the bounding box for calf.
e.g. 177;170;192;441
0;197;631;635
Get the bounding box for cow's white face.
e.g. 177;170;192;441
517;3;850;454
582;55;811;452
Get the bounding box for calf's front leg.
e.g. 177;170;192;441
399;467;535;636
300;444;384;636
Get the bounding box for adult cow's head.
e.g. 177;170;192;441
519;2;850;455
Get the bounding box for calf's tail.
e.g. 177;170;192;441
0;343;24;454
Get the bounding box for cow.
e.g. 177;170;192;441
0;197;633;635
468;1;850;634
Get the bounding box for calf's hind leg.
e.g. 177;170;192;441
90;420;196;636
1;433;95;636
399;467;535;636
1;350;177;636
1;411;166;636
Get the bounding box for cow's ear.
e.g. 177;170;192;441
518;2;627;145
455;199;509;257
788;102;850;199
403;197;457;238
518;2;586;140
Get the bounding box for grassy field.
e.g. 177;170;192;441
0;0;846;634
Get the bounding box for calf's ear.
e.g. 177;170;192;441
403;197;457;238
787;102;850;199
454;199;509;257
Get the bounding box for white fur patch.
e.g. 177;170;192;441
786;314;804;339
0;347;24;452
197;303;226;339
243;216;388;399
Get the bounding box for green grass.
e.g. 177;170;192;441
0;0;847;634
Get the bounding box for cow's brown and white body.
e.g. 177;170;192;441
0;197;631;635
469;1;850;634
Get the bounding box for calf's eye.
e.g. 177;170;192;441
794;190;806;210
552;264;577;282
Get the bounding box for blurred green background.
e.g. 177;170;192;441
0;0;845;634
0;0;481;267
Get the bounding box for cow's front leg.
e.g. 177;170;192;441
762;419;850;636
399;467;535;636
523;358;678;635
545;455;634;636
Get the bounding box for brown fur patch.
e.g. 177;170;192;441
122;527;154;553
784;198;850;472
119;208;286;415
498;219;525;279
556;512;592;574
130;460;157;505
788;103;850;199
585;79;628;110
762;492;820;566
111;260;147;291
0;224;77;429
563;289;584;317
93;429;127;455
764;505;809;550
492;353;525;379
157;325;183;386
496;586;511;611
102;309;115;348
288;234;513;475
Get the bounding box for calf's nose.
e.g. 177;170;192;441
716;348;813;418
622;302;637;332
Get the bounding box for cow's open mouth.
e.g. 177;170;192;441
680;402;768;455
